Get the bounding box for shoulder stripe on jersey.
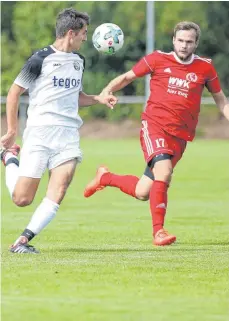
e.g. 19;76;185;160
208;75;217;82
194;55;212;64
35;46;56;59
14;45;55;89
143;57;153;72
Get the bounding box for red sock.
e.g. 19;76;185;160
100;173;139;198
149;180;168;236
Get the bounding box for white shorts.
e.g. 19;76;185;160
19;126;83;178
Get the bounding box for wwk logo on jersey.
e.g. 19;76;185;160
168;77;190;89
166;73;197;99
167;77;190;98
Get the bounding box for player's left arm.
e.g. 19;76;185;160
205;62;229;121
211;90;229;121
78;91;118;109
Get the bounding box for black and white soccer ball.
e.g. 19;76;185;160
92;23;124;55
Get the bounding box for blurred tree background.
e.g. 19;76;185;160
1;1;229;121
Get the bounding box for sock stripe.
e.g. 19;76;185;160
6;158;19;167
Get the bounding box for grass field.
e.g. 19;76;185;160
1;139;229;321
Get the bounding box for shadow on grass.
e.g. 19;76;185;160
55;243;229;253
179;242;229;246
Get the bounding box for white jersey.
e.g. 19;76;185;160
14;45;85;128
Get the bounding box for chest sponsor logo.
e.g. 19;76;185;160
53;76;81;88
167;77;190;98
168;77;190;90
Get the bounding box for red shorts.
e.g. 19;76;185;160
140;120;187;168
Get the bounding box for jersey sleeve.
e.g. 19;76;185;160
14;53;43;89
132;52;157;77
205;63;221;93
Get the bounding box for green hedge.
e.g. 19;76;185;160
79;103;221;122
2;102;220;121
79;103;142;121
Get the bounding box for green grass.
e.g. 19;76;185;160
1;139;229;321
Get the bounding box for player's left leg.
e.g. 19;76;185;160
149;138;187;246
149;155;175;245
12;159;78;253
26;158;78;243
11;126;82;254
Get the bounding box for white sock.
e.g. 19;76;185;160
26;197;59;235
5;154;19;198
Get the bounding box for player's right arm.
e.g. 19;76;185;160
1;84;26;149
101;52;156;95
1;52;43;149
101;70;137;95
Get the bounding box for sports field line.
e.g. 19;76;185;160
2;295;105;304
2;293;225;305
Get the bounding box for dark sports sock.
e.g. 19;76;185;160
21;228;35;242
100;172;139;198
149;180;168;236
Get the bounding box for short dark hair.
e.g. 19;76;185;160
56;8;90;38
174;21;201;42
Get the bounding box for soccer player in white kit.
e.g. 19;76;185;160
1;8;117;253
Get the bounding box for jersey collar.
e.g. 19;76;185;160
172;51;194;65
50;44;74;55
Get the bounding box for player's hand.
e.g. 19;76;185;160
96;94;118;109
1;131;16;150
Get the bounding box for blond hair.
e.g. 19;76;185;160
174;21;201;42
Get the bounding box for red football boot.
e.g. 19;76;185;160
153;228;176;246
84;166;109;198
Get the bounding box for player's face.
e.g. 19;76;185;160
173;29;198;61
71;25;88;50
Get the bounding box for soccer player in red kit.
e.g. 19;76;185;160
84;21;229;246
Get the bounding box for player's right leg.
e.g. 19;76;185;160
84;166;154;199
1;144;21;198
1;144;40;206
84;166;140;199
1;143;44;253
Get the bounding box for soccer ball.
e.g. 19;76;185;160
92;23;124;55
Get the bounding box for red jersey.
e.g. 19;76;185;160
132;50;221;141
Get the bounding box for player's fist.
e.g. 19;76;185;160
96;94;118;109
1;131;16;149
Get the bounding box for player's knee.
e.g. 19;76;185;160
12;194;33;207
153;168;173;182
153;162;173;183
135;192;149;201
135;186;149;201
